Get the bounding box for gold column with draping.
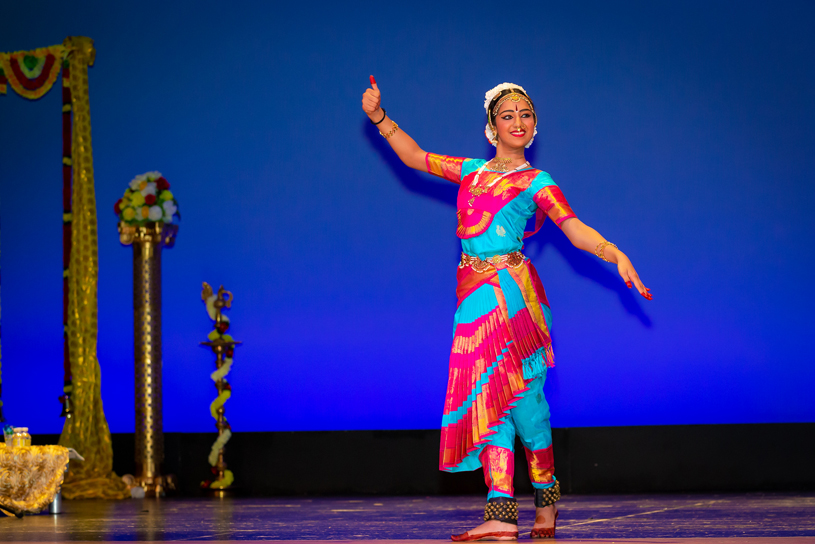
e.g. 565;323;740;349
56;36;129;500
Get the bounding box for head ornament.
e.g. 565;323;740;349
483;82;537;148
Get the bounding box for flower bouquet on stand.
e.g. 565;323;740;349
115;171;179;225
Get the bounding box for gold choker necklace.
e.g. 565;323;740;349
490;157;513;173
468;160;530;206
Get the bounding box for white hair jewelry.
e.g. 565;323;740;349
483;82;538;148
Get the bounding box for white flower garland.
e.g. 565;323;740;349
208;429;232;466
210;358;232;382
483;82;537;148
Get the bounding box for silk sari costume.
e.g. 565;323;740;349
426;152;576;499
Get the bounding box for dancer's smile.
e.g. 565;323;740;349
494;103;536;147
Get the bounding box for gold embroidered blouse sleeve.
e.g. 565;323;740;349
533;186;577;226
425;153;467;184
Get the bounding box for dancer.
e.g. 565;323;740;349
362;76;651;541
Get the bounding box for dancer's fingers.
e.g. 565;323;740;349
364;88;379;98
629;271;652;300
362;93;379;107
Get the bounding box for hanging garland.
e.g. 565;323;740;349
0;46;64;99
0;43;69;423
59;58;73;419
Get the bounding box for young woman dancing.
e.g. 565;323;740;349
362;76;652;541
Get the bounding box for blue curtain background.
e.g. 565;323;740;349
1;0;812;433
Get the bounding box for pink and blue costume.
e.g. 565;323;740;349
426;153;576;499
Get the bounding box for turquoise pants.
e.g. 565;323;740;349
479;374;556;499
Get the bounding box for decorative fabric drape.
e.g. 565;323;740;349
56;36;128;500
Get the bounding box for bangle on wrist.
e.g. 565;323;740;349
370;108;387;125
594;241;618;262
380;121;399;139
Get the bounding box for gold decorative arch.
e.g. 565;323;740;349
0;37;128;500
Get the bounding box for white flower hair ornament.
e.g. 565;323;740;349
484;82;538;148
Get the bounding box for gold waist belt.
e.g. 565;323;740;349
459;251;526;273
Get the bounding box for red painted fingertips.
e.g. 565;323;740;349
370;75;377;85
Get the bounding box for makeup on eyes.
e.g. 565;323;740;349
501;113;533;120
499;108;533;115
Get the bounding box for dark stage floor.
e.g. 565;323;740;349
1;493;814;542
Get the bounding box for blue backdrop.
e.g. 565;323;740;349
1;0;812;434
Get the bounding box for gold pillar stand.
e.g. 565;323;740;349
119;221;178;496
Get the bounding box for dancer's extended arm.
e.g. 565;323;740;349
560;218;652;300
362;76;427;171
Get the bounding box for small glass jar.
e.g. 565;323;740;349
11;427;31;447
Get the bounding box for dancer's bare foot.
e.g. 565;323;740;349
533;504;558;530
451;519;518;541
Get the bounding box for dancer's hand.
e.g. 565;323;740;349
617;255;652;300
362;75;382;119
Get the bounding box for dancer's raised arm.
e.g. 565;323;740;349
362;76;427;172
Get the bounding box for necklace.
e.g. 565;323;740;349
490;157;513;173
468;160;529;207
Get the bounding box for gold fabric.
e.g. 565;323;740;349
57;36;129;500
0;444;69;514
482;446;515;496
425;152;465;184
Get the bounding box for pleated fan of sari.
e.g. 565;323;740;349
440;265;554;471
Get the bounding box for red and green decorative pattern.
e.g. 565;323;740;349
0;46;64;99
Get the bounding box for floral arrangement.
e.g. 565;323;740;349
114;171;179;224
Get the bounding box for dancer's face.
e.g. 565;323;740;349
493;98;536;148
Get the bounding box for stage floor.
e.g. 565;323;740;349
1;493;813;542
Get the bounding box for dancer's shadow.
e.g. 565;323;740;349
524;221;652;327
363;121;457;207
363;121;651;327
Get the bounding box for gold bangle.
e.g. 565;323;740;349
380;121;399;139
594;241;618;262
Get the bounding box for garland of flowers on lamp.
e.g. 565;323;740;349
115;171;179;225
201;288;236;490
